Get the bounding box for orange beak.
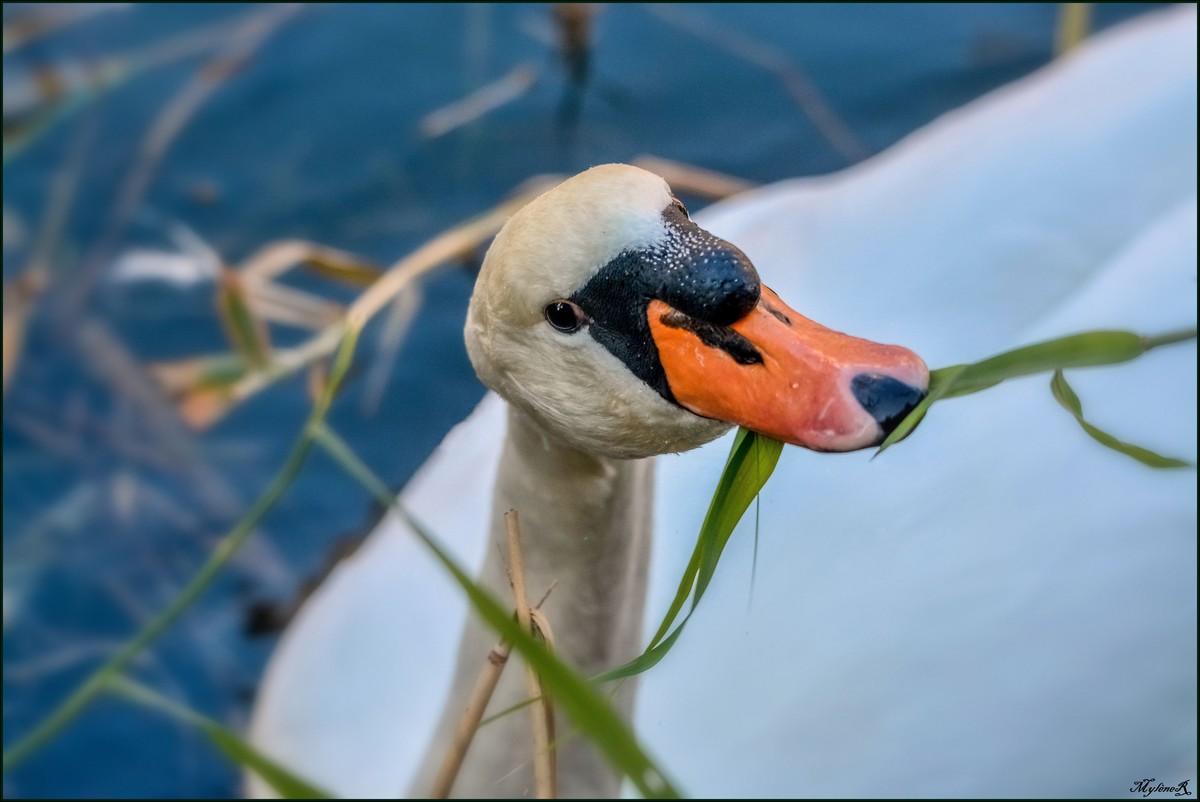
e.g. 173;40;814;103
648;286;929;452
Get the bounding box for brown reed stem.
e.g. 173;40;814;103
505;510;557;799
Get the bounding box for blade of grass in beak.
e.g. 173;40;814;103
872;364;965;452
693;430;783;602
878;328;1197;453
645;427;749;649
615;327;1195;686
1050;370;1191;468
107;676;332;799
598;428;782;683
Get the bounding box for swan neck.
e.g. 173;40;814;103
411;403;655;798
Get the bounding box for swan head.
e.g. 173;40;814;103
465;164;929;460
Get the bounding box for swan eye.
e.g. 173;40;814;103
545;300;586;333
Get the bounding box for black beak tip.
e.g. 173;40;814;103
851;373;927;439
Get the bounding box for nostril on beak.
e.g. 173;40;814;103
851;373;927;438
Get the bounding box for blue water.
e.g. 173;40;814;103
1;3;1164;797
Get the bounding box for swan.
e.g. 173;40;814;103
283;160;928;799
428;161;928;799
248;5;1196;798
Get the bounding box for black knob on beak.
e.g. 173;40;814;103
851;373;926;438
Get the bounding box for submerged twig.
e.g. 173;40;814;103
360;286;423;416
644;3;869;164
72;319;241;517
60;3;303;319
1056;3;1092;56
3;110;96;394
2;272;46;395
552;3;596;128
2;4;129;55
553;4;595;88
420;63;540;139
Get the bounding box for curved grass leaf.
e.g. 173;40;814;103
311;423;680;800
1051;370;1191;468
878;328;1197;453
597;429;782;683
4;87;111;164
612;327;1196;684
1;329;359;773
216;267;271;370
107;676;332;799
694;431;783;603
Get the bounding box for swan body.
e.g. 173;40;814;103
248;6;1196;797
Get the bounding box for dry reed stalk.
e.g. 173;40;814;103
504;509;556;799
527;606;558;795
631;155;758;199
244;281;345;331
175;156;749;425
238;241;376;331
238;240;383;285
420;63;540;139
220;177;562;411
429;578;561;798
553;4;594;86
1056;3;1092;55
429;638;513;798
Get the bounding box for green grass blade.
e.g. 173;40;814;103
311;423;680;799
646;428;750;648
646;540;704;649
875;365;964;452
196;354;251;388
216;268;271;370
693;430;782;602
607;428;783;682
594;616;691;683
879;328;1197;453
1;328;358;773
107;676;332;799
1051;370;1191;468
936;330;1145;399
603;327;1194;688
4;85;114;164
303;253;383;286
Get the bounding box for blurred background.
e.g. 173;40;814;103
1;3;1171;798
